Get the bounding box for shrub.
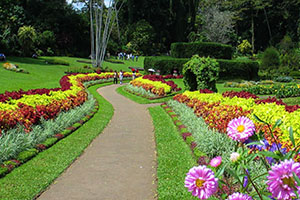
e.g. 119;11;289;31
171;42;233;59
218;59;259;80
261;47;280;71
274;76;293;82
144;56;188;75
183;55;219;92
290;71;300;79
144;56;259;80
237;40;252;55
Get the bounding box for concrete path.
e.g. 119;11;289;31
38;84;157;200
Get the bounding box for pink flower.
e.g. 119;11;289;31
230;152;240;163
227;116;255;142
227;193;253;200
209;156;222;168
185;165;218;199
267;159;300;200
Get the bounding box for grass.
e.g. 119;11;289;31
149;106;198;200
0;56;145;93
0;83;113;199
282;97;300;105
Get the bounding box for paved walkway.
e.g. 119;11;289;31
38;84;157;200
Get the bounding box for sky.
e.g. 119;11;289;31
66;0;111;9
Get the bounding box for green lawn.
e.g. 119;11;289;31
0;56;145;93
149;106;199;200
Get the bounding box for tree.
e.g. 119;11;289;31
201;6;235;44
89;0;123;67
130;20;155;55
18;25;37;56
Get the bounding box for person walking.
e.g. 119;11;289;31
119;70;123;84
132;69;136;80
113;70;118;84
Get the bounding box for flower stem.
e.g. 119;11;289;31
245;169;263;200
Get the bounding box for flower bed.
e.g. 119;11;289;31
173;90;300;152
129;75;181;96
2;62;29;74
0;72;136;133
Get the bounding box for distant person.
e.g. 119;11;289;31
0;53;6;61
132;69;136;80
136;55;138;62
119;70;123;84
113;70;118;84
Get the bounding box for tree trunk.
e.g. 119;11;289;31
251;10;255;54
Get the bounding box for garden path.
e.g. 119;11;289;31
38;84;158;200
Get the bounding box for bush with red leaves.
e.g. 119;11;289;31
222;91;259;99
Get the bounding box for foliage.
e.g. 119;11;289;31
130;20;155;55
183;55;219;92
125;84;157;98
280;49;300;71
174;91;300;150
261;47;280;71
0;84;113;199
274;76;293;83
0;91;95;164
171;42;233;59
200;6;235;44
37;30;56;55
290;71;300;79
217;59;259;80
237;39;252;55
279;34;294;54
144;56;259;80
17;26;37;56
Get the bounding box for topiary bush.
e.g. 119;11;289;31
183;55;219;92
261;47;280;71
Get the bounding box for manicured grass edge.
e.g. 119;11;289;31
149;105;198;200
161;103;206;162
0;83;114;200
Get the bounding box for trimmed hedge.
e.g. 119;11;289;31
144;56;259;80
217;59;259;80
171;42;233;59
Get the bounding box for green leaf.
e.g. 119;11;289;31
293;172;300;186
289;126;295;147
215;164;226;178
272;119;282;131
259;151;280;159
253;114;266;124
245;141;264;147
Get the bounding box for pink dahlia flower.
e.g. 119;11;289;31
209;156;222;168
227;193;253;200
185;165;218;199
267;159;300;200
227;116;255;142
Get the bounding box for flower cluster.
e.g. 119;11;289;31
130;76;181;96
0;72;135;134
173;91;300;152
185;116;300;200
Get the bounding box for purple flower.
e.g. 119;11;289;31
227;193;253;200
227;116;255;142
267;159;300;200
185;165;218;199
266;143;287;165
209;156;222;168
